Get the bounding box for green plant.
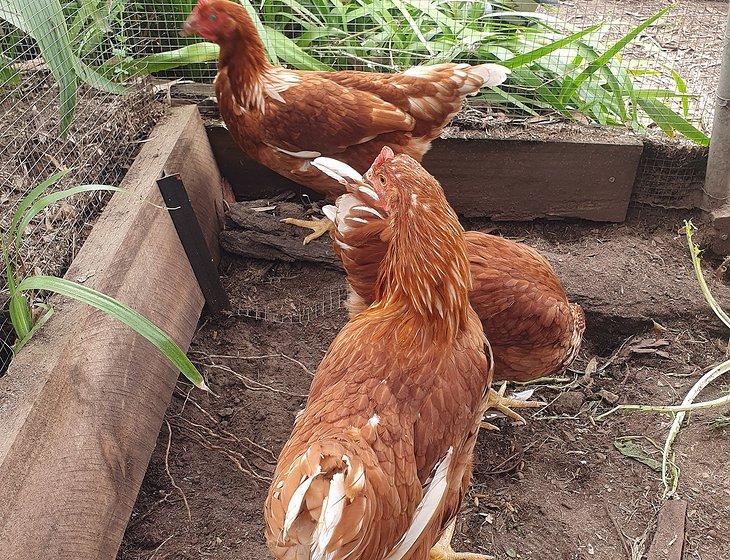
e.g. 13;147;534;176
0;0;124;135
1;170;208;391
597;221;730;497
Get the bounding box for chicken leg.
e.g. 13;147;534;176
430;520;494;560
480;383;543;431
281;217;335;245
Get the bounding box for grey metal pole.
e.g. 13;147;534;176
705;5;730;210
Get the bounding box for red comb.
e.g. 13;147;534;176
373;146;395;168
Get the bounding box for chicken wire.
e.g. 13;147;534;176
137;0;726;208
0;1;166;372
0;0;728;369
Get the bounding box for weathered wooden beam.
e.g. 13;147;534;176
205;124;641;222
0;105;224;560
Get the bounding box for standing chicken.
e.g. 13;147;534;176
317;156;584;420
265;148;494;560
182;0;509;243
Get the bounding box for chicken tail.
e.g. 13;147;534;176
265;438;381;560
467;63;511;89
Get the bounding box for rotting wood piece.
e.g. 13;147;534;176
647;499;687;560
221;201;342;269
205;123;641;222
0;105;224;560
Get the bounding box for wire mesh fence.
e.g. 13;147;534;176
0;0;727;371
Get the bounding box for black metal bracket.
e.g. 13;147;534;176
157;173;230;315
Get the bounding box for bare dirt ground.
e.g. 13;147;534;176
119;210;730;560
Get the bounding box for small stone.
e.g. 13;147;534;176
218;407;234;418
234;396;241;404
596;452;607;462
550;391;585;415
220;420;229;428
597;389;619;405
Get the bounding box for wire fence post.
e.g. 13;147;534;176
705;4;730;211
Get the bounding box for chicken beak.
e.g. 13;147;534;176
311;157;364;186
180;16;198;37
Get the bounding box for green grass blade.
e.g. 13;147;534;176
16;275;208;390
669;67;689;117
15;185;123;252
637;97;709;146
9;169;71;242
560;6;672;106
102;42;220;76
8;292;32;339
8;0;77;135
264;27;332;70
389;0;435;56
13;304;53;354
501;23;602;69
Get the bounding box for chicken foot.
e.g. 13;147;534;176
281;216;335;245
480;383;543;431
430;520;495;560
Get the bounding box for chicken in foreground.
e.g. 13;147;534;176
182;0;509;243
317;155;585;426
265;148;494;560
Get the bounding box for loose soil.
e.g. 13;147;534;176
119;210;730;560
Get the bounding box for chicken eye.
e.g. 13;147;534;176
208;12;218;21
378;175;386;186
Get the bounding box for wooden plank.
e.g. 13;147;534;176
206;124;641;222
158;174;231;314
647;499;687;560
0;105;224;560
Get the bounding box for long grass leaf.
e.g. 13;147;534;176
16;275;208;390
15;185;123;252
9;169;71;242
13;304;53;354
637;97;709;146
8;292;32;339
102;43;220;76
501;23;602;69
560;6;671;105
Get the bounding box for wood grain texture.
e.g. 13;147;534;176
0;105;223;560
206;124;641;222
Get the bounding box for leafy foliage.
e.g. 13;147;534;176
0;0;711;144
1;172;208;390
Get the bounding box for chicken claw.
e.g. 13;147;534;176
281;217;335;245
430;520;495;560
480;383;543;431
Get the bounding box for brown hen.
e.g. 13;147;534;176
264;148;494;560
317;157;585;424
182;0;509;242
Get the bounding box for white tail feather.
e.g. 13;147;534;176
312;473;347;560
383;447;453;560
469;63;510;87
312;157;364;184
283;466;321;537
322;204;338;222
